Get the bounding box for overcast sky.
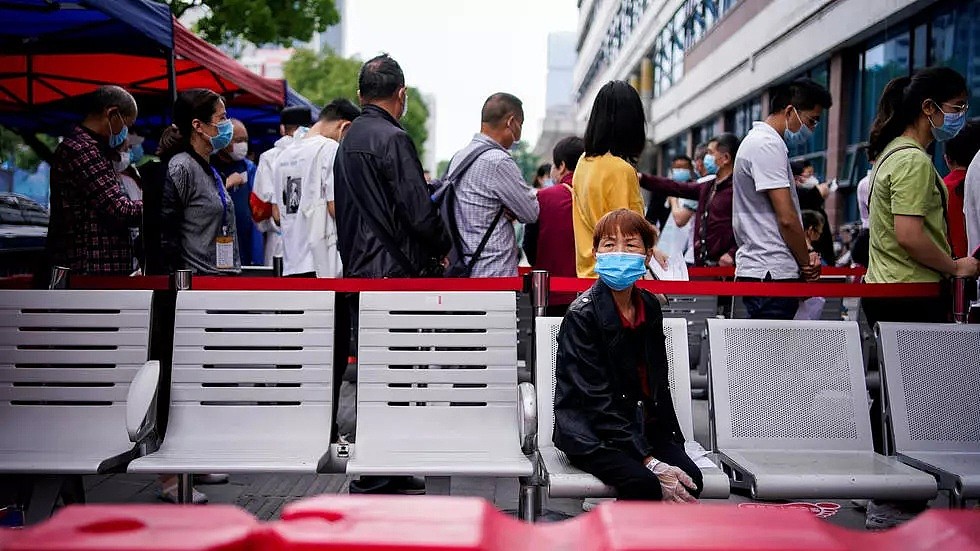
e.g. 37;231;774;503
344;0;578;163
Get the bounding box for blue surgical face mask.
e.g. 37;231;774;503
108;111;128;149
783;107;813;147
594;252;648;291
670;168;692;182
209;119;234;153
703;154;718;175
129;144;144;165
929;101;967;142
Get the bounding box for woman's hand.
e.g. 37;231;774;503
645;458;698;503
651;247;669;270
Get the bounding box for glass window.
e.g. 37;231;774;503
913;24;928;71
931;0;980;115
860;29;911;145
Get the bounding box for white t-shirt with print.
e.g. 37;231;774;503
271;135;342;277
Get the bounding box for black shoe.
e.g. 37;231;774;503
349;476;426;495
390;476;426;495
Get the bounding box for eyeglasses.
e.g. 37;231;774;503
799;112;820;130
941;102;970;114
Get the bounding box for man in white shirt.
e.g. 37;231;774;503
251;106;312;266
272;99;360;277
732;78;831;319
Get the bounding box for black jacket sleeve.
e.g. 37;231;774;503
385;132;451;258
160;162;186;274
554;303;654;461
523;221;539;266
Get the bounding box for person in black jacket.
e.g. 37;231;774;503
333;54;449;496
554;208;702;502
333;53;450;278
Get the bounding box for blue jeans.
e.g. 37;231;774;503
737;275;800;320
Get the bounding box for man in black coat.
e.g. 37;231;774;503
334;53;450;278
333;54;449;496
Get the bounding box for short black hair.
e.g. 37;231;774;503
536;163;552;178
790;160;806;177
584;80;646;162
553;136;585;172
802;209;825;231
358;54;405;101
770;78;833;113
712;132;740;158
87;85;137;118
672;155;693;168
945;118;980;167
481;93;524;125
319;98;361;122
802;159;813;169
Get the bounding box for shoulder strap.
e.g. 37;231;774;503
338;157;421;276
446;143;498;183
869;143;953;258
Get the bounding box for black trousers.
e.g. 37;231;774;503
568;442;703;501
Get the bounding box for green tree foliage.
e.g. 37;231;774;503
436;159;451;178
162;0;338;47
509;140;539;184
0;127;57;172
284;50;430;159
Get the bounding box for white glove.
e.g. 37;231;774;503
646;459;698;503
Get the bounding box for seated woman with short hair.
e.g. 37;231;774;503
554;208;702;502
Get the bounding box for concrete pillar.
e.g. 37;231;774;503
640;57;654;100
825;52;847;230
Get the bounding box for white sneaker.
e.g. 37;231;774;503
159;484;208;504
582;497;614;512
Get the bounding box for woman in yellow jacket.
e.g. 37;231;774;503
573;80;649;277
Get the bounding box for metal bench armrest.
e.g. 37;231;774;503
518;382;537;455
127;360;160;442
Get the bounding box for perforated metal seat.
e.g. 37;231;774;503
878;323;980;503
346;292;532;479
0;290;156;474
707;319;937;500
535;317;730;499
128;291;335;474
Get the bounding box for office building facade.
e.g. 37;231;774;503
573;0;980;224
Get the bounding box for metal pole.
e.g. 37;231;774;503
952;277;976;324
273;256;284;277
176;473;193;504
530;270;550;317
48;266;70;290
172;269;192;291
166;50;178;105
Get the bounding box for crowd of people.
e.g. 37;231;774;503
41;56;980;521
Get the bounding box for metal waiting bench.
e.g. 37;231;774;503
128;291;336;479
707;318;937;500
0;290;159;522
533;316;730;500
877;322;980;507
346;291;534;502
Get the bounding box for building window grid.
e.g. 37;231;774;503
577;0;737;101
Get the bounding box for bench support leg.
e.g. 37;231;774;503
176;474;194;504
24;476;70;525
425;476;451;496
517;478;540;523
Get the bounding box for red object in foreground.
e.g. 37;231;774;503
3;497;978;551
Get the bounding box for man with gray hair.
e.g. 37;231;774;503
47;85;143;275
443;92;539;277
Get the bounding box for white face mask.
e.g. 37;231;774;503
113;155;131;173
230;141;249;161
